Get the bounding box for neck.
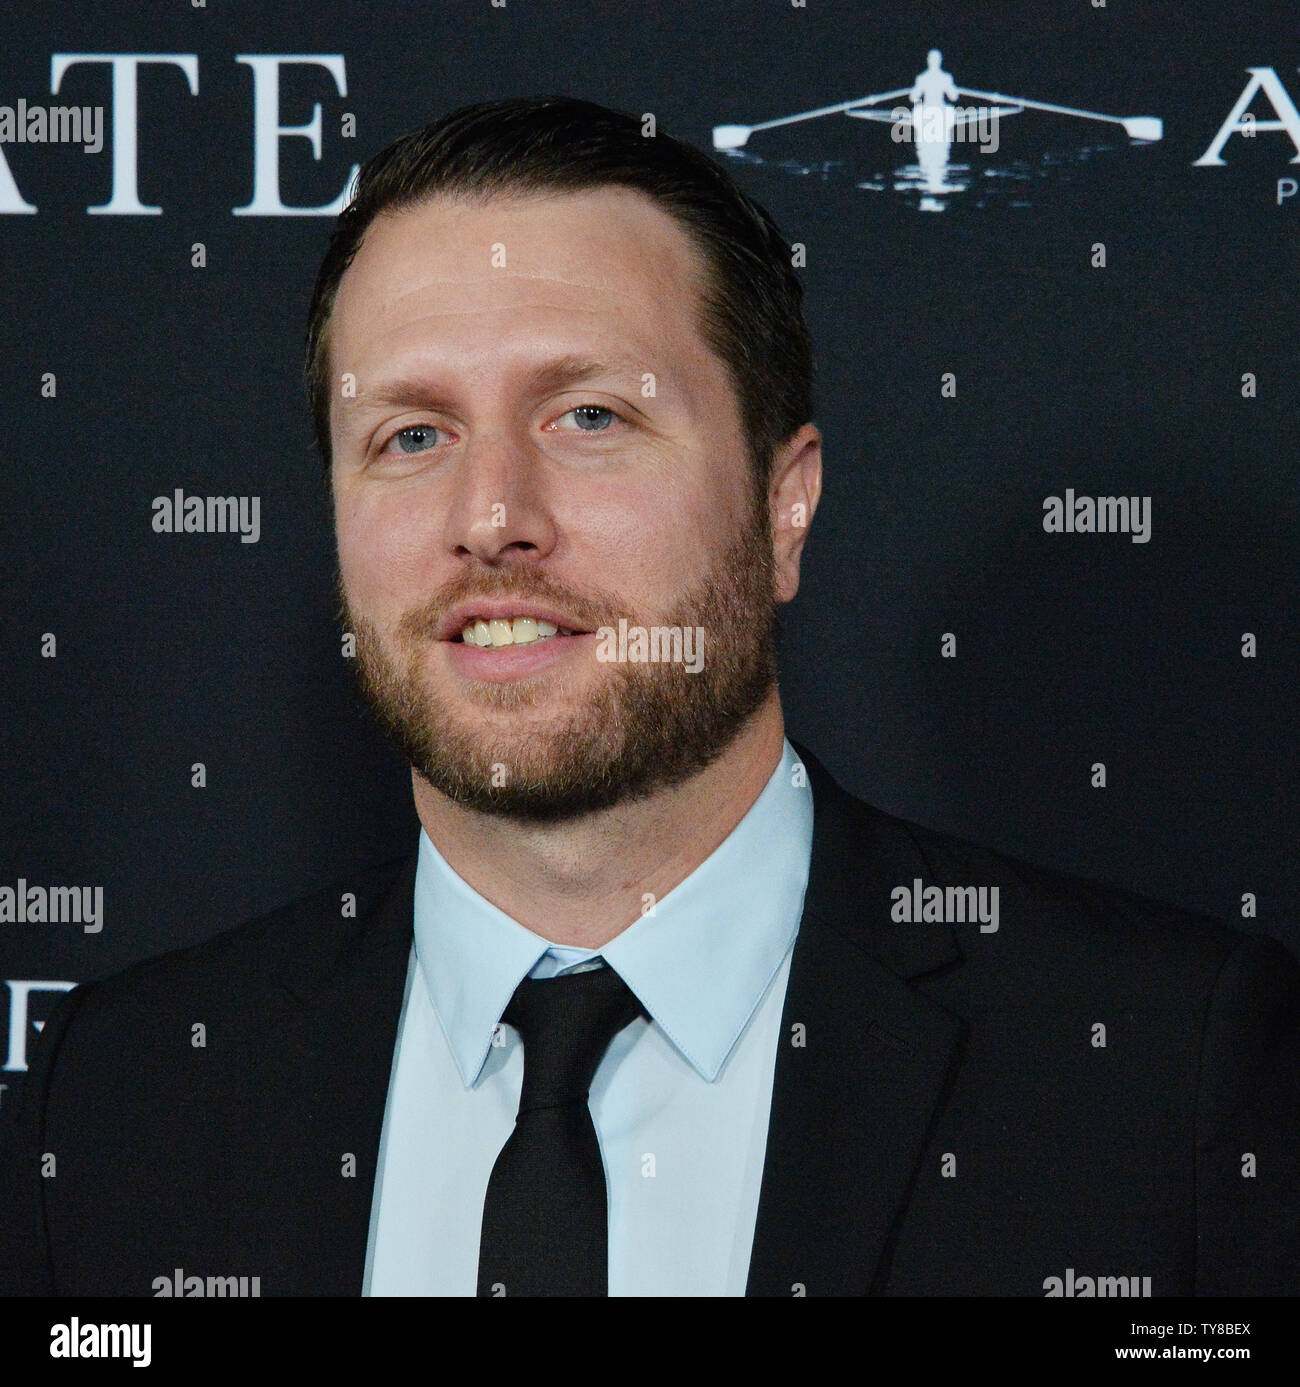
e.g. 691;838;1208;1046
411;692;787;948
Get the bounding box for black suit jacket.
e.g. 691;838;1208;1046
3;743;1298;1296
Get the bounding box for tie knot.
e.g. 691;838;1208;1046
502;964;645;1114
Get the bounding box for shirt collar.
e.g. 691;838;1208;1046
413;737;814;1086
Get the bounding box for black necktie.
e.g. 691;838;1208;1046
476;963;646;1297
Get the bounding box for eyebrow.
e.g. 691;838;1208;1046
358;353;654;412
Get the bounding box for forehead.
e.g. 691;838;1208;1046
328;185;720;390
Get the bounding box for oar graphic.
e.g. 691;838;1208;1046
952;86;1161;140
713;89;912;149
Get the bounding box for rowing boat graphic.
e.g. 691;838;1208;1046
713;50;1162;211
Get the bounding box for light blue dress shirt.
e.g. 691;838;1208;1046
363;737;814;1295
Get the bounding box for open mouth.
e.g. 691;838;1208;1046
456;616;589;648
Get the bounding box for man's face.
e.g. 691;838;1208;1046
328;185;781;820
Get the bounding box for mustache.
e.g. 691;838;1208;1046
336;565;619;642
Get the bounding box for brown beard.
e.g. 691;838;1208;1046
341;492;779;822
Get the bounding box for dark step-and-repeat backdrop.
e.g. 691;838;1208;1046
1;0;1296;1207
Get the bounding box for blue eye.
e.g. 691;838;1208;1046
564;405;615;431
389;424;441;454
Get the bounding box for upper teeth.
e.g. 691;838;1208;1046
462;617;564;647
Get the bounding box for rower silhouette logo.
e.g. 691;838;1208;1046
713;50;1162;212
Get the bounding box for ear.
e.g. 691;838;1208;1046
768;423;822;605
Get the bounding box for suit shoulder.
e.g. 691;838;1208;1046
835;783;1263;986
70;850;413;1016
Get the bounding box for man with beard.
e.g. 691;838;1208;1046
2;97;1298;1299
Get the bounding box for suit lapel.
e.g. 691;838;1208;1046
746;745;968;1295
256;848;418;1295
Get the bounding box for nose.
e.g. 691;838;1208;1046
443;427;559;565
